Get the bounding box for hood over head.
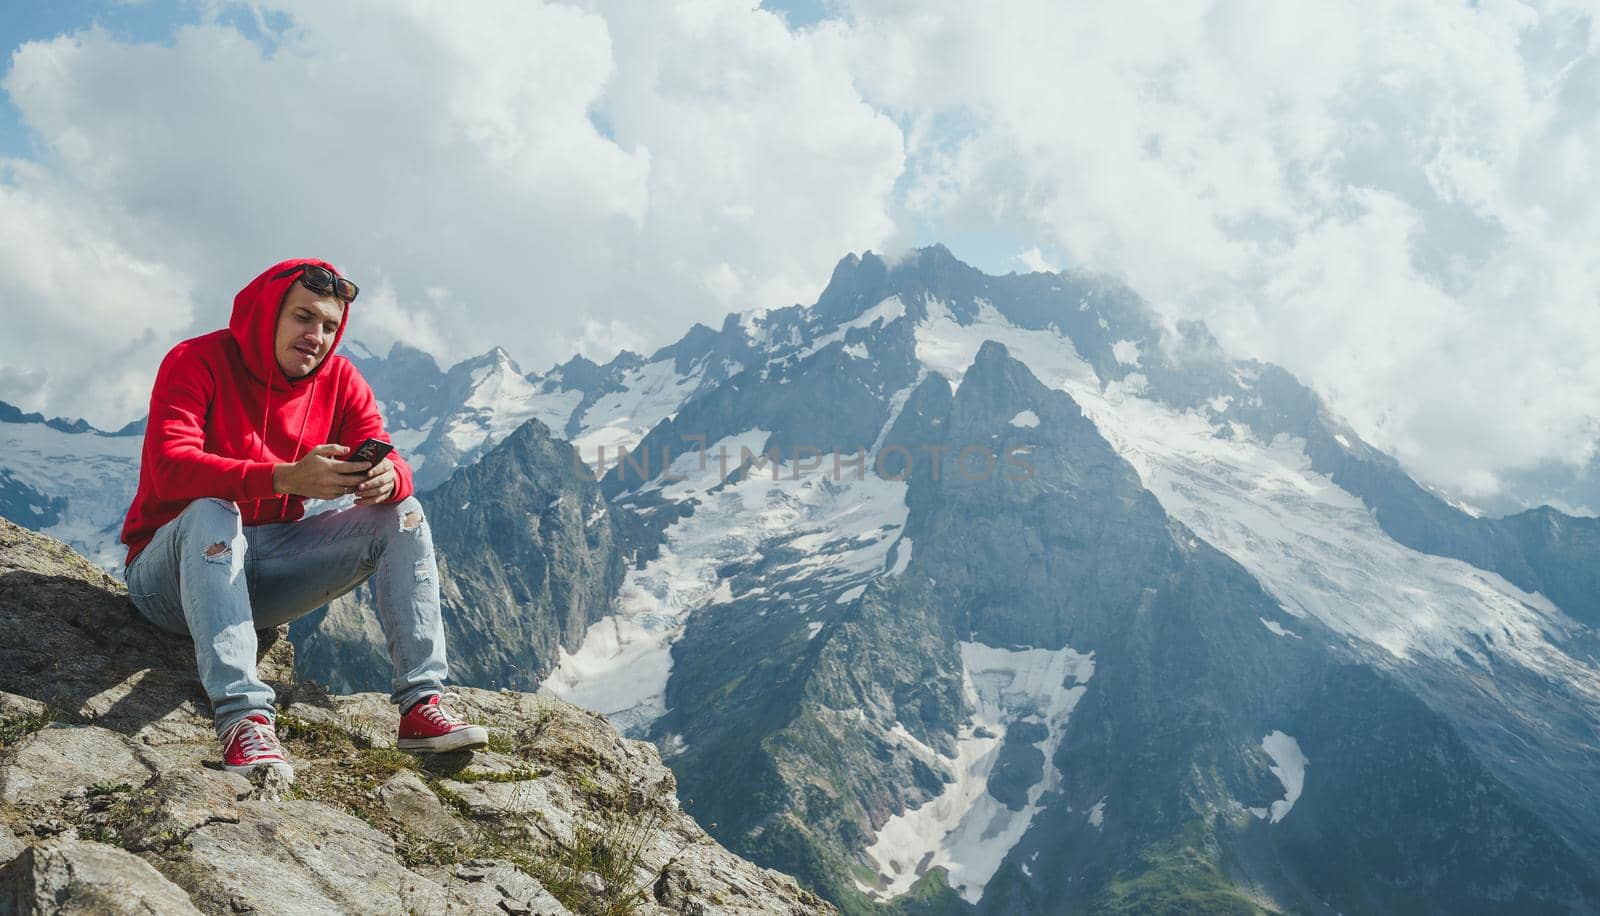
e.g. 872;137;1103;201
229;257;352;391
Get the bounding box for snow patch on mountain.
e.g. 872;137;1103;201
1259;617;1301;639
1075;377;1595;687
543;429;769;732
1087;797;1107;828
915;297;1098;395
545;427;911;736
869;374;928;457
571;358;705;471
1009;410;1040;429
1256;731;1308;823
885;536;913;577
0;421;139;570
440;356;582;457
860;642;1095;905
387;419;434;472
795;295;905;363
342;339;378;359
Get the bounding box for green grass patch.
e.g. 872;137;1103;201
448;766;547;784
0;708;65;749
1090;822;1267;916
503;808;678;916
275;711;368;754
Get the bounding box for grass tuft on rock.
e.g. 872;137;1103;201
0;708;66;750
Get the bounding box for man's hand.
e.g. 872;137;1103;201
273;444;371;500
355;457;397;507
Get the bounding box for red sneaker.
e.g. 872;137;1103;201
398;694;489;753
221;714;294;781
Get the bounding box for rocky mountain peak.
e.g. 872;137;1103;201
0;400;104;437
458;345;521;376
0;518;833;915
812;250;891;325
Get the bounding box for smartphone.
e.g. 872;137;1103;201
347;437;395;467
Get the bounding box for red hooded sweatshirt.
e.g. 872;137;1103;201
120;257;415;566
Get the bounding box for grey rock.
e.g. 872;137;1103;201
113;768;247;853
0;518;293;746
172;799;430;915
0;693;44;721
0;725;152;807
243;765;294;801
579;869;607;895
432;688;831;915
449;859;572;915
0;837;202;915
377;771;466;844
0;824;20;864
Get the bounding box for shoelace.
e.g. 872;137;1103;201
418;701;465;730
223;718;285;759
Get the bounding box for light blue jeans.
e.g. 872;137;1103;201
125;495;448;734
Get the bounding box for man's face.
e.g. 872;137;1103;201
274;281;345;379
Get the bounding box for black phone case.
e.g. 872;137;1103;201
350;439;394;465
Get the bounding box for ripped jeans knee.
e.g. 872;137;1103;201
180;498;245;570
386;497;433;584
393;499;432;544
390;496;427;534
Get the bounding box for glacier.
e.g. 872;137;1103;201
859;642;1096;904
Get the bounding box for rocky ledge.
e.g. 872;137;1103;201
0;518;833;916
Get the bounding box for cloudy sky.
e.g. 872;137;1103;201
1;0;1596;514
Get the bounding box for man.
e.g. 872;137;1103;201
121;258;486;781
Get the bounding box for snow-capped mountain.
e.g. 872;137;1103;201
534;247;1600;911
0;321;741;571
325;247;1600;912
7;246;1600;914
341;319;755;492
0;401;141;569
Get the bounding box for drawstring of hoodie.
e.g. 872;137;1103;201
259;319;279;516
292;376;316;465
290;376;317;515
275;328;322;518
258;382;273;474
258;283;318;520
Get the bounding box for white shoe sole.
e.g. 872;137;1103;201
398;725;489;753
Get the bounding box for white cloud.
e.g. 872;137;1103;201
0;159;198;426
1015;245;1055;273
349;276;451;362
0;0;901;423
588;0;903;312
2;0;1597;513
571;317;649;363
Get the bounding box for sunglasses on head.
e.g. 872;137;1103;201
273;264;359;303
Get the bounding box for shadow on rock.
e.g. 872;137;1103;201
0;519;295;746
